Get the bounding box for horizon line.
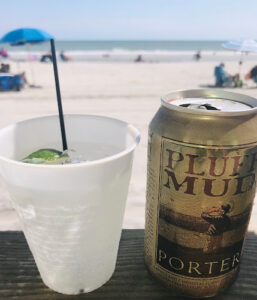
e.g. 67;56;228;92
52;39;232;42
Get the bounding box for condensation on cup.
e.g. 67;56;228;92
0;114;140;295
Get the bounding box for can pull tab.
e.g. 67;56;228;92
180;103;220;111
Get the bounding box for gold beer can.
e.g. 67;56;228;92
145;89;257;298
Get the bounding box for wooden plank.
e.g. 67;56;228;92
0;230;257;299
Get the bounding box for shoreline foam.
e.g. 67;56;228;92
4;50;257;63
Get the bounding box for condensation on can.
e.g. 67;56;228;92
145;89;257;298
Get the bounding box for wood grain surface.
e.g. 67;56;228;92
0;230;256;299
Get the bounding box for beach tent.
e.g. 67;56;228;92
0;28;67;150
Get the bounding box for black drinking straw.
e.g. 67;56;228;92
50;38;68;151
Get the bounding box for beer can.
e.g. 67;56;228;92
145;89;257;298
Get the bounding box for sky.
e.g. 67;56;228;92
0;0;256;40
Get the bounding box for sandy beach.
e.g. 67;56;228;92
1;58;257;231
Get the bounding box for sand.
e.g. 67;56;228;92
0;59;257;231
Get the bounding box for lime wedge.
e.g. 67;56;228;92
22;149;68;164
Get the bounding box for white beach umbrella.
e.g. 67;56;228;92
222;39;257;53
222;39;257;74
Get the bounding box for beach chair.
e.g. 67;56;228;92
0;74;23;91
214;66;240;88
214;66;228;87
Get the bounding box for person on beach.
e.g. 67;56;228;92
194;50;201;61
214;63;241;87
0;63;10;73
0;63;28;89
59;51;71;62
40;51;52;62
0;48;8;58
245;66;257;83
134;55;145;62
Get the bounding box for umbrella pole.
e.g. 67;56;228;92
16;61;20;74
238;52;243;77
26;44;35;86
50;39;68;151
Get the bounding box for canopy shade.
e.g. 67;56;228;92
0;28;53;46
222;39;257;53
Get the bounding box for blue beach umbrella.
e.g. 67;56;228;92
0;28;53;88
0;27;53;45
0;28;67;150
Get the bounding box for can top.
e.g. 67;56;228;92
161;89;257;116
171;98;251;111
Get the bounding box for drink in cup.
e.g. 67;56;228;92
0;114;140;295
145;89;257;297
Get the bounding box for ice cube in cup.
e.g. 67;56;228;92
0;114;140;294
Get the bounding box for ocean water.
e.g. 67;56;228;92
3;40;225;52
3;40;256;62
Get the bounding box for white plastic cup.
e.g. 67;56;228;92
0;114;140;295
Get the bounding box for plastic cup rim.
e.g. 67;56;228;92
0;114;141;169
